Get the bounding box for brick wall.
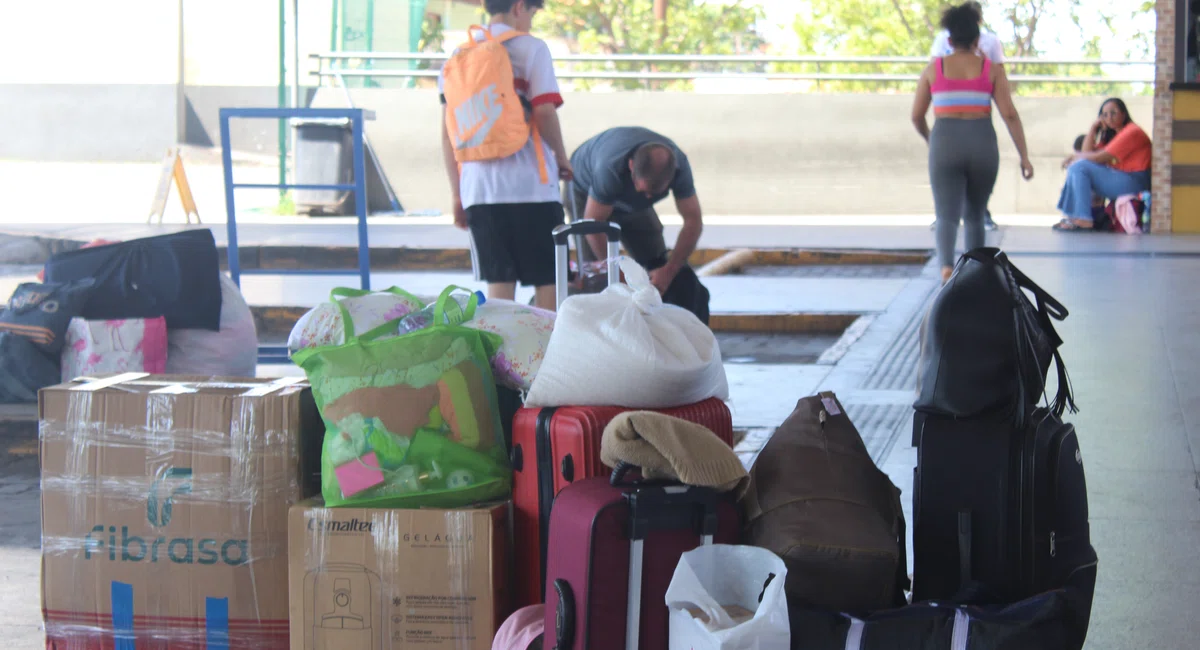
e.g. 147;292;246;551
1153;0;1175;233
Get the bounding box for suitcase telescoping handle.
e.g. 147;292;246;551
611;461;720;650
609;461;679;488
552;219;622;310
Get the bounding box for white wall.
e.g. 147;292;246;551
0;0;180;84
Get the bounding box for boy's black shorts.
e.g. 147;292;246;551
466;202;565;287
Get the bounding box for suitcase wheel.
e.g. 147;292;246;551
553;578;576;649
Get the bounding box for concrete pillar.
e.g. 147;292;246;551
1153;0;1176;233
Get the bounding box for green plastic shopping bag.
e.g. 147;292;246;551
292;286;511;509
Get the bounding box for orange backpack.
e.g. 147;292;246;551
442;25;549;183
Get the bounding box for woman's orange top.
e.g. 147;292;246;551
1103;122;1152;173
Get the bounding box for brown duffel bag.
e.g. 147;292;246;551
739;391;910;614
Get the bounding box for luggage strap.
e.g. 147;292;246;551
958;510;973;588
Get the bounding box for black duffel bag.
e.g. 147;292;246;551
915;248;1075;428
789;587;1089;650
43;229;222;331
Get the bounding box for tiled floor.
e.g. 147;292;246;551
877;255;1200;650
725;252;1200;649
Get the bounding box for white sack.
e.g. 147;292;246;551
166;273;257;377
524;257;728;408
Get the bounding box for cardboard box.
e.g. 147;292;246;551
40;373;322;649
288;500;510;650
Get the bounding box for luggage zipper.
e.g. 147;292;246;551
536;407;559;602
1043;421;1070;570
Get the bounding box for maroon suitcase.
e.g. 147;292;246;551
542;464;740;650
511;220;734;610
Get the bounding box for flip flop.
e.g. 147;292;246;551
1052;220;1093;232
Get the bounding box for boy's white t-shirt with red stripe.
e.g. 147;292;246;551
929;29;1005;63
438;24;564;209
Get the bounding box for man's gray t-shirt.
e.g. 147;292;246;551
570;127;696;214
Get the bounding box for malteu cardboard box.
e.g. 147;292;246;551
288;499;511;650
40;373;322;649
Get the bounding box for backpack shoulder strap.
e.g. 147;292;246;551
460;24;527;48
494;29;527;44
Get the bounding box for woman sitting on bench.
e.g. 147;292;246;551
1053;98;1151;232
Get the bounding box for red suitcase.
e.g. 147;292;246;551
512;220;734;609
512;398;733;607
541;464;740;650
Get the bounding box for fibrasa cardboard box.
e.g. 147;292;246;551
288;500;511;650
39;373;322;649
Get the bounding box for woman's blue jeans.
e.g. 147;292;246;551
1056;160;1151;222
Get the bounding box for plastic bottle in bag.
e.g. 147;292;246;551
397;291;485;334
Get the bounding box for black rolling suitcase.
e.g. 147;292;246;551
912;408;1097;650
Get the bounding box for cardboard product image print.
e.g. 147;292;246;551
289;499;511;650
304;564;383;648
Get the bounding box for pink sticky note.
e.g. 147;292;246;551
335;451;386;497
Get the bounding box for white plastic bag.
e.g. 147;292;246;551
524;257;728;408
166;273;258;377
665;544;790;650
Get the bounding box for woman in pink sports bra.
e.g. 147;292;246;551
911;2;1034;283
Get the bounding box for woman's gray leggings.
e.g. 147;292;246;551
929;118;999;268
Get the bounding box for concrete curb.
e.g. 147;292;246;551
0;233;85;265
222;246;929;273
252;306;863;343
0;228;929;269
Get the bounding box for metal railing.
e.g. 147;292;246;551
310;52;1156;85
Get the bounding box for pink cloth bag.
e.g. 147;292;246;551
1114;195;1143;235
60;317;169;382
492;605;545;650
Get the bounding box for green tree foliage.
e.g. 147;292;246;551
786;0;1152;95
534;0;766;89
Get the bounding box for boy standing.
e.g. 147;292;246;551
438;0;572;311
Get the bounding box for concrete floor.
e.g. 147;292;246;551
1;228;1199;648
724;242;1200;648
976;254;1200;649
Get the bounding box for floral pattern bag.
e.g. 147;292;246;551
288;286;425;352
464;299;555;392
61;317;169;382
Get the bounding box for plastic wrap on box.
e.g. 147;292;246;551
287;499;510;650
39;373;322;649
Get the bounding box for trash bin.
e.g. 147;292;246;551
291;118;355;216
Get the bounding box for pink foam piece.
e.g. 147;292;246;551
334;451;386;497
140;317;168;373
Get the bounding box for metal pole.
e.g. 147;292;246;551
176;0;186;144
365;0;376;87
350;110;371;290
220;112;242;288
277;0;288;197
291;0;300;189
292;0;301;109
330;0;339;52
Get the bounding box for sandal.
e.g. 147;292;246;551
1052;219;1094;232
